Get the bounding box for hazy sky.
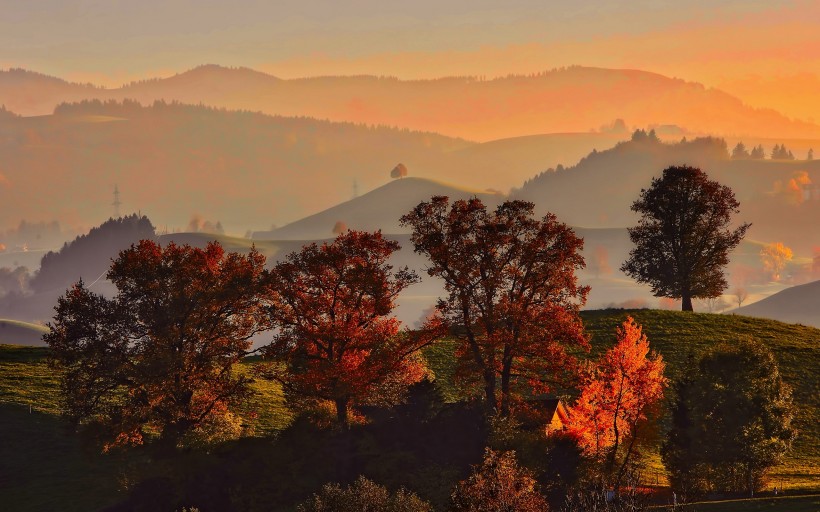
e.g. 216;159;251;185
2;0;819;120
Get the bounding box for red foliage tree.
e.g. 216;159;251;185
450;448;549;512
45;240;269;452
400;197;589;416
566;317;667;489
263;230;443;428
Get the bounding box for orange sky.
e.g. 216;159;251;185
1;0;819;122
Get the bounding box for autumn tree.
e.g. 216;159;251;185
391;163;408;179
298;476;433;512
450;448;549;512
621;166;750;311
401;197;589;416
45;240;269;452
760;242;793;281
566;317;666;490
262;230;443;429
662;338;795;497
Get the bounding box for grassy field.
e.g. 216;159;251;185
581;310;820;491
1;310;818;510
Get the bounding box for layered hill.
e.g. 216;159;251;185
0;320;48;346
514;134;820;254
3;65;820;141
736;280;820;328
256;177;503;240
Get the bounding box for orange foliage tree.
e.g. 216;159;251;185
45;240;270;452
760;242;793;281
566;317;667;489
263;230;443;428
401;197;589;417
450;448;549;512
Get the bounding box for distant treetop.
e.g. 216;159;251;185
391;163;408;179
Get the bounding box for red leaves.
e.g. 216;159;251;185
46;239;270;451
264;230;445;427
401;197;589;414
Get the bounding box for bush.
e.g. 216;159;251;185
297;475;433;512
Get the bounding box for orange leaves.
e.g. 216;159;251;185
401;197;589;415
46;239;269;451
567;317;667;459
265;230;445;427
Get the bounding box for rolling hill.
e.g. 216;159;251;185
514;134;820;254
3;65;820;141
736;280;820;328
256;177;503;240
0;320;48;346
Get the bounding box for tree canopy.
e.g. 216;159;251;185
621;166;750;311
566;317;666;490
262;230;443;428
401;197;588;416
45;240;270;452
662;338;796;497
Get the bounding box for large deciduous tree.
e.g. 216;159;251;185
662;338;795;498
45;240;269;452
263;230;443;429
566;317;666;490
621;166;750;311
400;197;589;417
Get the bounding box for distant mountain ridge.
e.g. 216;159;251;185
2;65;819;141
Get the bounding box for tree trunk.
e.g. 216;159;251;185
500;346;512;417
335;397;349;430
484;368;497;416
681;293;693;312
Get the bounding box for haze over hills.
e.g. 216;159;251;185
0;98;637;234
515;133;820;254
256;177;504;240
736;280;820;328
2;65;820;141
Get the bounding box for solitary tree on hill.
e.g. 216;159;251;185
391;163;408;179
621;166;750;311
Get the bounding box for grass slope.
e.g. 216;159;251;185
581;310;819;490
1;310;818;510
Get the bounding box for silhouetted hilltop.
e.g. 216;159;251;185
736;280;820;327
30;214;156;294
0;319;48;346
3;65;820;140
514;132;820;253
256;177;504;240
